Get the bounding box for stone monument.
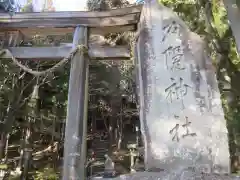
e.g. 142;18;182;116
135;0;230;175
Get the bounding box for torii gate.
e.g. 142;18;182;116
0;5;142;179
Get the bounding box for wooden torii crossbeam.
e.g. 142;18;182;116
0;5;142;180
0;5;142;35
3;46;131;60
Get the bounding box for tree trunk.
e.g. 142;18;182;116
20;117;33;180
109;96;120;153
3;134;9;163
16;131;25;174
0;134;6;160
117;108;123;150
52;106;58;170
108;117;114;153
21;81;40;179
0;100;15;160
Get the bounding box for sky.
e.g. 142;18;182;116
17;0;89;12
15;0;138;12
53;0;88;11
16;0;138;12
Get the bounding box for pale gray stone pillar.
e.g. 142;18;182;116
135;0;230;174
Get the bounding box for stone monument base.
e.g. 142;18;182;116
91;171;240;180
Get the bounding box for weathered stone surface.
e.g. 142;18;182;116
135;0;230;174
91;171;240;180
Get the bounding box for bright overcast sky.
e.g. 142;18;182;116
17;0;89;12
16;0;136;12
52;0;88;11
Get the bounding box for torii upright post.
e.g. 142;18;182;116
62;26;89;180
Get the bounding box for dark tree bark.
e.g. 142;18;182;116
21;83;40;179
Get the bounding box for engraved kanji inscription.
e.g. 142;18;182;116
169;120;180;142
169;115;180;142
182;116;197;138
165;77;191;102
169;115;197;142
162;20;180;42
162;45;185;71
